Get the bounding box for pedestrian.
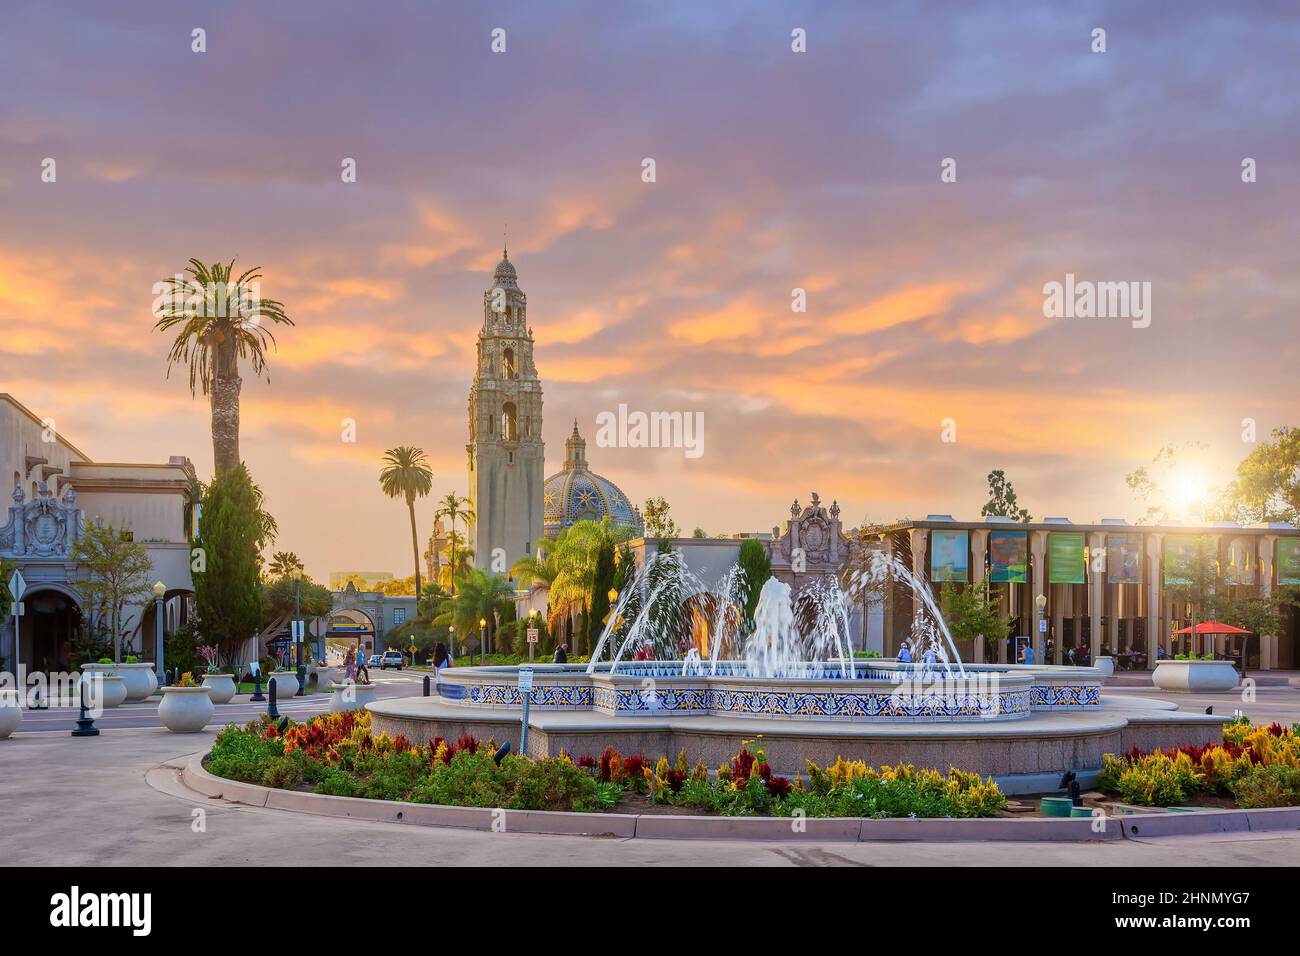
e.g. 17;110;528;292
433;641;451;677
553;643;568;664
343;646;356;681
897;641;911;664
356;646;371;684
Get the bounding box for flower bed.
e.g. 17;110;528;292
1097;718;1300;809
206;714;1007;819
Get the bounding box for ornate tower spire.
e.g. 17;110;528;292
467;246;544;578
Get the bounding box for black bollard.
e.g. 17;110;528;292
493;741;511;766
71;681;99;737
251;670;265;702
267;677;280;719
423;675;431;697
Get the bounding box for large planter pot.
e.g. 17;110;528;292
103;663;158;701
268;672;299;700
80;672;128;709
201;672;237;705
1152;659;1240;693
328;681;380;713
0;696;20;738
157;686;215;732
1093;656;1115;678
308;666;340;693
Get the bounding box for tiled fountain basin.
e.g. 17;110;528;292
432;662;1099;722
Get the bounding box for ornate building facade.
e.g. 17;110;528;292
0;394;195;672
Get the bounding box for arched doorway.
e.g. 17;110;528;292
19;587;81;673
327;609;375;663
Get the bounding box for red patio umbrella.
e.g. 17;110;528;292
1171;621;1250;635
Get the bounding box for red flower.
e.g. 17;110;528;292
731;747;756;783
577;754;597;770
766;775;792;799
665;769;686;793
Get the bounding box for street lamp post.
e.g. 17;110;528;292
294;574;306;696
449;624;455;661
478;617;486;666
1034;592;1048;665
152;581;165;683
528;607;538;663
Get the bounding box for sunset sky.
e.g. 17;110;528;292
2;1;1298;580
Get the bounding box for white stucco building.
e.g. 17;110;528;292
0;394;195;673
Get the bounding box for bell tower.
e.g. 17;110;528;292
467;245;545;578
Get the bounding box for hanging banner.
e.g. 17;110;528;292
1224;537;1255;586
930;529;969;583
1048;533;1085;584
1106;534;1142;584
1278;539;1300;586
989;531;1028;583
1163;536;1202;585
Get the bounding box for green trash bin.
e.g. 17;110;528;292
1040;796;1074;817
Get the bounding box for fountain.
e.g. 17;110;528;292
368;546;1223;781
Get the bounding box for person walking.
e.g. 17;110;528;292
553;643;568;664
432;641;452;676
343;645;357;681
356;645;371;684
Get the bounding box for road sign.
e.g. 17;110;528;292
8;569;25;602
526;627;539;645
517;668;534;692
1039;619;1048;634
291;620;304;642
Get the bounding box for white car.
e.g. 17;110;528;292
380;650;405;671
367;654;381;669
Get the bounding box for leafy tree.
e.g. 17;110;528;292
642;496;679;539
691;527;707;538
267;550;304;580
193;464;266;664
1125;442;1212;523
1223;426;1300;525
0;556;13;620
1163;536;1221;652
433;492;474;596
262;575;332;627
379;447;433;605
153;258;293;476
382;575;417;596
545;519;633;652
939;574;1012;660
70;522;155;661
737;537;772;633
980;470;1031;523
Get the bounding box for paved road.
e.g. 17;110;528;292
2;674;1297;866
12;671;427;733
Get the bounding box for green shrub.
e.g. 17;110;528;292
207;724;284;783
1231;764;1300;808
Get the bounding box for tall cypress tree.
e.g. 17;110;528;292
737;537;772;634
587;537;617;658
194;464;265;664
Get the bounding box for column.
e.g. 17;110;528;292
909;528;929;628
1030;530;1047;663
1259;535;1276;671
970;528;989;663
1145;532;1163;667
1088;532;1105;663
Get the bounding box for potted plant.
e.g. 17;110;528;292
267;666;300;700
158;672;215;732
99;654;159;702
80;669;128;709
1153;655;1239;692
0;688;20;739
197;644;236;704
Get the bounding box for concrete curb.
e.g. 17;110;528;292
180;751;1300;843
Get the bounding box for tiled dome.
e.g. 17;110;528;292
543;423;642;537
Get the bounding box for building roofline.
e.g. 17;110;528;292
0;393;95;463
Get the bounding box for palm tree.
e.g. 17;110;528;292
438;530;475;588
433;492;475;595
379;447;433;606
267;551;304;580
439;568;515;658
154;259;293;476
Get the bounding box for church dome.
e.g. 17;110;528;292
543;423;643;538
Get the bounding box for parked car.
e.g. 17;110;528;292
380;650;404;671
367;654;382;669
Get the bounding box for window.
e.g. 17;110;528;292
502;347;516;380
393;607;406;625
502;402;518;441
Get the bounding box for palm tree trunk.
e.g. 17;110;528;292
211;341;242;476
407;497;422;606
449;532;457;596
